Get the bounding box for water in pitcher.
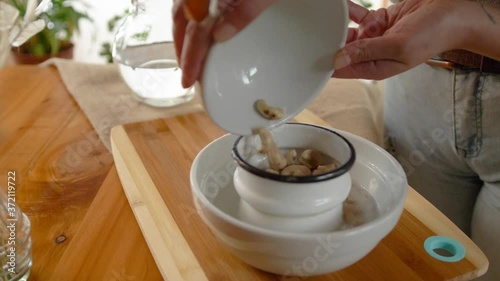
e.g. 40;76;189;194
118;55;195;107
112;0;191;107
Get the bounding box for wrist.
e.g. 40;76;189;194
451;0;500;59
443;0;474;51
453;0;479;51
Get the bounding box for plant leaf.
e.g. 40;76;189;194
0;2;20;28
8;25;21;44
45;28;61;55
35;0;52;17
32;42;46;57
23;0;38;25
11;19;46;47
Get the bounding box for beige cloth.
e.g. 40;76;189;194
308;79;384;145
42;58;384;151
41;58;202;151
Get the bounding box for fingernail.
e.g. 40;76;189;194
213;24;237;42
333;51;351;70
182;75;192;89
180;60;191;88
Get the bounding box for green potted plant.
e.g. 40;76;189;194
9;0;92;64
1;0;45;67
98;10;129;63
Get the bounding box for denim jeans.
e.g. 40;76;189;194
385;64;500;281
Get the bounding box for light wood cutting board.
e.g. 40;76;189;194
110;110;488;281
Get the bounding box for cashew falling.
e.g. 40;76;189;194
253;128;340;177
254;128;287;171
255;99;285;120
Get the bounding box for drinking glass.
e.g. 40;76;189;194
0;190;32;281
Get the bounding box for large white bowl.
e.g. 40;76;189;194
190;128;408;276
201;0;348;135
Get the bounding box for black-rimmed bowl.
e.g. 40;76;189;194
231;123;356;232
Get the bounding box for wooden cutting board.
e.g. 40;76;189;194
110;110;488;281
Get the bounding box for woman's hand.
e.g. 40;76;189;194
174;0;500;83
173;0;276;88
333;0;468;80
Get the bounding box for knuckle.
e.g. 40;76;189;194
349;40;371;63
360;9;387;38
362;21;382;37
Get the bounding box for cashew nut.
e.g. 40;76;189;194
298;149;325;169
312;162;339;175
281;165;312;176
255;99;285;120
255;128;287;170
265;168;280;175
343;198;365;226
252;128;340;177
286;149;297;165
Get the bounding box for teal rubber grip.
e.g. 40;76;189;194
424;236;466;262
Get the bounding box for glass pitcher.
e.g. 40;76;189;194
112;0;196;107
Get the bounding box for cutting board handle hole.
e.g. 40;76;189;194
424;236;465;262
433;248;454;257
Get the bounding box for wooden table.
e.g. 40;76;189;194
0;66;488;281
0;66;163;280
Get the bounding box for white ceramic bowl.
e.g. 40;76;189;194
232;123;355;232
201;0;348;135
190;129;408;276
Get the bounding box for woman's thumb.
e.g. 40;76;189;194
333;37;401;69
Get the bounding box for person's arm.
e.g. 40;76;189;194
460;0;500;59
174;0;500;85
333;0;500;79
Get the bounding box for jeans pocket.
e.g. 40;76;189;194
453;70;485;158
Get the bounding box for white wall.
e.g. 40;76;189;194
73;0;178;64
73;0;385;64
72;0;129;63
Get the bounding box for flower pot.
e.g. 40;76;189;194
11;43;74;65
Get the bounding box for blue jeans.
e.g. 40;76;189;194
385;64;500;281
